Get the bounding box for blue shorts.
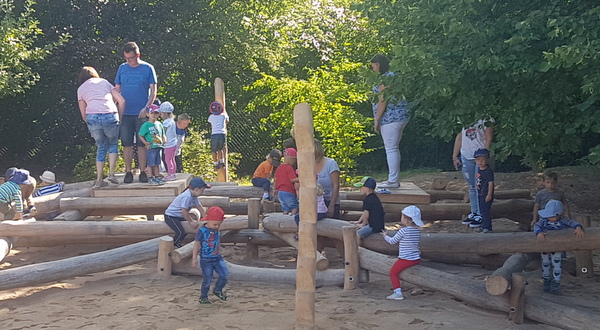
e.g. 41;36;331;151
277;191;298;212
146;148;162;167
210;134;226;153
120;115;147;147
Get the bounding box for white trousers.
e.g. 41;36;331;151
380;120;409;183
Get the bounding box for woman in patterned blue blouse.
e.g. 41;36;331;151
370;54;410;189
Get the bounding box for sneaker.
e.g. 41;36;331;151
163;174;177;181
376;188;391;194
213;291;228;301
543;278;551;292
148;178;160;186
94;180;109;188
199;298;212;305
139;172;149;183
475;228;492;233
378;181;400;188
28;206;37;216
469;216;483;228
549;280;560;294
461;213;477;225
107;175;119;184
386;292;405;300
124;172;134;184
155;177;166;185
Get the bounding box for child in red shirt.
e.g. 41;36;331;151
274;148;299;215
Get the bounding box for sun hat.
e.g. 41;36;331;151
10;170;31;185
39;171;57;184
269;149;282;167
402;205;424;227
354;176;376;189
202;206;225;222
159;101;174;113
473;148;490;158
209;101;224;115
284;148;297;158
538;200;564;218
189;177;212;189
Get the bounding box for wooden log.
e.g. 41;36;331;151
342;226;359;290
425;253;510;268
430;177;449;190
214;77;228;182
0;217;248;237
53;209;90;221
172;260;368;288
13;235;160;247
60;196;229;211
221;201;248;215
171;241;194;264
339;211;400;223
202;186;263;198
246;198;261;259
263;214;600;255
32;188;92;216
508;273;526;324
157;236;174;278
486;253;536;295
271;231;329;271
344;189;532;203
357;247;600;330
574;215;594;278
0;237;12;263
221;229;286;246
0;237;163;291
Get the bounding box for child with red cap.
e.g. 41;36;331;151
192;206;229;304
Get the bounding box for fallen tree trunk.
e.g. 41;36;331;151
32;188;92;217
53;209;90;221
263;214;600;255
172;261;368;288
13;235;159;247
343;189;531;203
201;186;263;198
0;217;248;237
0;237;163;291
270;231;329;271
357;248;599;330
60;196;230;212
486;253;537;295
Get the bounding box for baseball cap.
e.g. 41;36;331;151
202;206;225;222
189;177;212;189
209;101;224;115
473;148;490;158
284;148;297;158
354;176;376;189
159;101;174;113
538;200;564;218
402;205;424;226
148;104;161;113
40;170;56;184
269;149;282;167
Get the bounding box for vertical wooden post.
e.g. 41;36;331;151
157;236;174;278
294;103;317;330
574;215;594;278
246;198;261;259
214;77;228;182
508;273;525;324
342;226;359;290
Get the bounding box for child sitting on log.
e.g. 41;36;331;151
192;206;229;305
164;177;211;248
531;171;571;228
534;200;584;294
352;177;385;240
252;149;282;201
382;205;423;300
33;171;65;197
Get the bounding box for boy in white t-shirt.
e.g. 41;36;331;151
207;101;229;170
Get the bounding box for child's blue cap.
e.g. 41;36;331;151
354;176;376;189
10;170;31;185
538;200;564;218
189;177;211;189
473;148;490;158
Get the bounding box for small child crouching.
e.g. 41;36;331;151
192;206;229;305
382;205;423;300
534;200;584;294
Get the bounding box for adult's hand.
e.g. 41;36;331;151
453;157;462;170
374;121;381;134
138;107;147;118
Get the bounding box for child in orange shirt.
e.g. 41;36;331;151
252;149;282;201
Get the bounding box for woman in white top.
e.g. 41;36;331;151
77;66;125;187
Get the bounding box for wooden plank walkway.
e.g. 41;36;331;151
91;173;193;197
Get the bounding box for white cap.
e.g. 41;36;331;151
39;170;56;184
402;205;424;227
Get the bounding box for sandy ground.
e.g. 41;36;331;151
1;166;599;329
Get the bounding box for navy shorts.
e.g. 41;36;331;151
120;115;147;147
146;148;162;167
210;134;226;152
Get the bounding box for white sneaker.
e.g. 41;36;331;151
386;292;405;300
378;181;400;188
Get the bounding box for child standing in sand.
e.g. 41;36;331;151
192;206;229;305
534;200;584;294
164;177;211;248
382;205;423;300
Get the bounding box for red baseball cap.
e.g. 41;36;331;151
284;148;297;158
202;206;225;222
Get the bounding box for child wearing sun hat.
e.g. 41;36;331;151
33;171;65;197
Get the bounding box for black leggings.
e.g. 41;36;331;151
164;214;187;246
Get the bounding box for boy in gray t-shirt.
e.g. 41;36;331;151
531;171;570;227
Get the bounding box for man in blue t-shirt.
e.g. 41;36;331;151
115;41;157;183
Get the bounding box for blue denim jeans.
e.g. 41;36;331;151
461;155;480;215
86;113;119;162
252;177;271;192
200;256;229;299
277;190;299;212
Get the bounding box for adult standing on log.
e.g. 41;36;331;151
370;54;410;189
77;66;125;187
452;119;494;224
314;139;340;218
115;41;157;184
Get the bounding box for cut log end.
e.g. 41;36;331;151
486;275;510;296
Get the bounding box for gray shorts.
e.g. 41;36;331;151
120;115;147;147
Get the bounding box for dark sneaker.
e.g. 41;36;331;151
469;215;483;228
213;291;227;301
139;172;149;183
549;280;560;294
199;297;212;304
124;172;134;184
543;278;551;292
462;213;477;225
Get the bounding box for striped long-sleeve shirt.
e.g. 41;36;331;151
385;226;421;260
33;182;64;197
534;216;582;235
0;181;23;212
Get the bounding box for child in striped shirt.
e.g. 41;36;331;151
382;205;424;300
33;171;65;197
0;176;24;220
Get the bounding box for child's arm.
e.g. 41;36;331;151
353;210;369;227
291;177;299;184
138;134;151;150
574;226;585;239
384;229;404;244
534;220;545;241
486;181;494;202
531;202;541;227
191;240;201;267
12;190;24;220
